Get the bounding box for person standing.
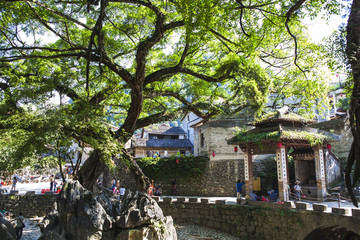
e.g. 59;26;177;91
148;180;154;196
11;177;17;191
50;175;54;192
53;180;57;193
171;178;177;196
294;181;304;201
120;186;126;198
15;212;25;239
236;179;245;198
110;179;116;191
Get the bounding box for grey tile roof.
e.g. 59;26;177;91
131;139;193;148
145;125;186;135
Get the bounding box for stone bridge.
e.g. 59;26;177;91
156;197;360;240
1;192;360;240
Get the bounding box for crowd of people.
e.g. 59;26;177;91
110;179;126;199
236;179;306;202
145;178;177;197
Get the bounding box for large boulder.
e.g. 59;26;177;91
0;215;16;240
39;180;177;240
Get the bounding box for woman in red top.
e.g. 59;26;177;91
148;180;154;196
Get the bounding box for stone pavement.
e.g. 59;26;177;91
20;218;240;240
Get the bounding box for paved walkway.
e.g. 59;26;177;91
157;195;360;209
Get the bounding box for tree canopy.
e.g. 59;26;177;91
0;0;344;189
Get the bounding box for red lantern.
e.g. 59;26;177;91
234;146;238;153
176;159;179;164
277;142;283;148
212;152;216;157
327;144;332;149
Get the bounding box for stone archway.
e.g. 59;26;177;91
304;225;360;240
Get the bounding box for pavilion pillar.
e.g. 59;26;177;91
294;159;300;182
276;146;289;202
314;146;326;202
243;148;253;197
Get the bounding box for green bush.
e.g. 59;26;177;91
136;155;207;180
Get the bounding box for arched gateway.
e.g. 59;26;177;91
228;107;340;202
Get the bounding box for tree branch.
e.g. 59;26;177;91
284;0;307;73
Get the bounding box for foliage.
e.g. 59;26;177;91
323;24;350;73
336;96;351;111
235;131;280;144
281;131;330;146
136;155;207;180
0;0;343;186
252;112;314;125
234;130;329;146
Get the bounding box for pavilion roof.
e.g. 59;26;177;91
227;129;331;146
250;107;316;127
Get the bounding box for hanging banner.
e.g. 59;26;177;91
276;152;282;181
244;154;249;180
281;148;287;179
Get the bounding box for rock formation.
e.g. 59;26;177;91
39;180;177;240
0;215;16;240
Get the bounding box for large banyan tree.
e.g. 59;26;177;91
0;0;344;192
346;0;360;207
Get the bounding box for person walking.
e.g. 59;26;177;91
236;179;245;198
15;212;25;239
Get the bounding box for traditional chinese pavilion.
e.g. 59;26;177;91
227;107;339;202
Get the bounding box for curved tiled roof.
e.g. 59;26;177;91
131;138;193;148
251;107;316;127
227;130;333;146
145;125;186;135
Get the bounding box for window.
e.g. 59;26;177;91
149;134;157;139
200;133;205;147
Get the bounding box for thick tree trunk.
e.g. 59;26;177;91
121;149;150;192
76;148;150;192
76;149;107;190
345;0;360;207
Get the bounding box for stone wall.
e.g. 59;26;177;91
157;198;360;240
2;192;360;240
116;157;244;197
112;157;244;196
108;161;138;193
171;159;244;197
311;117;352;168
0;193;56;218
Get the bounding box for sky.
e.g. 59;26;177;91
304;11;348;83
305;14;346;43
